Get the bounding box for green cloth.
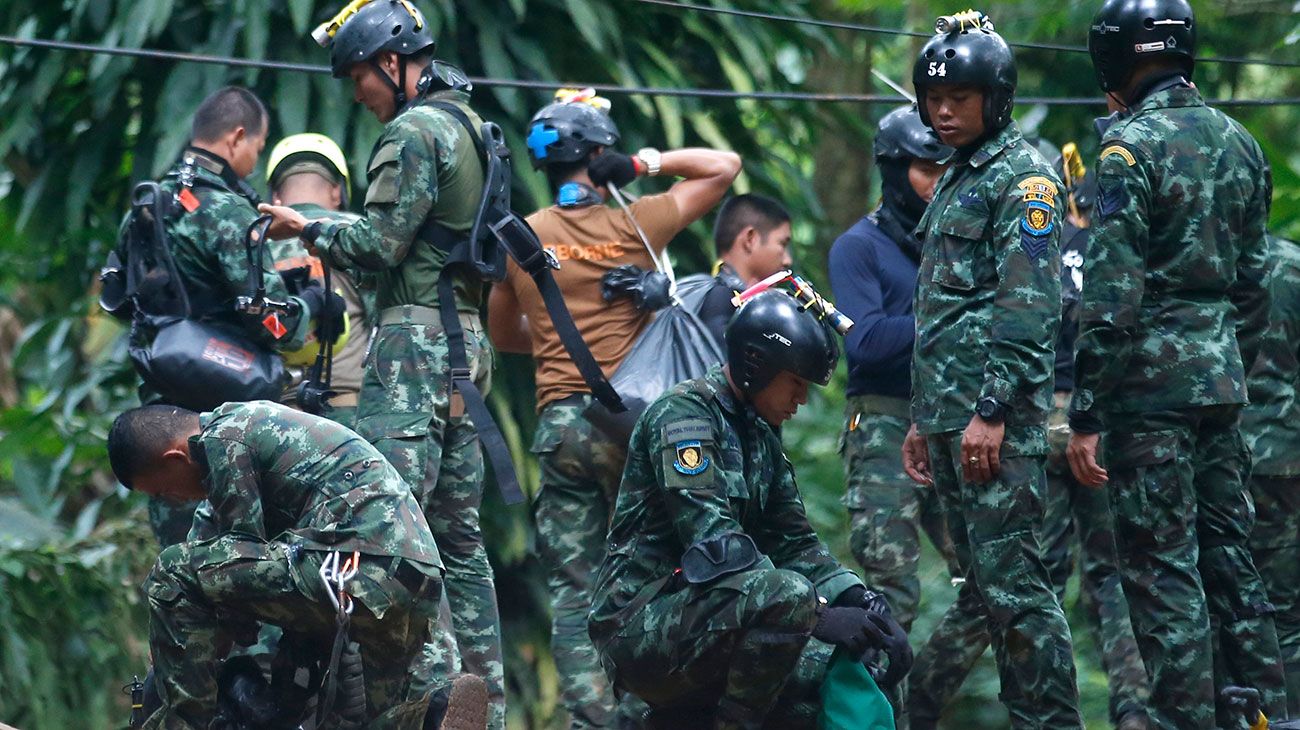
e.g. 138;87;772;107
818;649;894;730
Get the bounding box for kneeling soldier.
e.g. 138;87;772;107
107;401;486;730
589;291;910;729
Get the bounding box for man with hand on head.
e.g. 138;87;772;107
487;88;740;728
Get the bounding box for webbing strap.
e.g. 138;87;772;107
529;267;625;411
437;276;525;505
419;99;624;413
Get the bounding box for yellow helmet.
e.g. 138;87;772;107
266;133;351;198
282;302;352;367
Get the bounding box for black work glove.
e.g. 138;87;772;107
588;151;640;189
811;606;882;658
601;264;672;311
298;284;347;345
829;586;913;689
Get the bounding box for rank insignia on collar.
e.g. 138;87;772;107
673;440;710;475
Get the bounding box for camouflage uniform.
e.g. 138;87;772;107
909;121;1082;729
313;90;505;727
1241;236;1300;715
1070;78;1282;728
840;396;954;633
590;366;864;729
133;149;314;547
531;396;623;727
910;219;1150;727
269;203;375;429
141;401;444;729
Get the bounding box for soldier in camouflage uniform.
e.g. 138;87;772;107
487;90;739;728
258;3;505;724
900;12;1082;728
123;88;333;547
910;143;1152;730
106;401;488;730
590;291;910;729
265;133;375;429
1068;2;1284;727
1242;236;1300;715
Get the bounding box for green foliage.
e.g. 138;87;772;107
0;1;1298;728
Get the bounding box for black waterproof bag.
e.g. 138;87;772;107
115;183;285;410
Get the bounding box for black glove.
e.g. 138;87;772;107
588;151;640;189
811;606;883;658
863;609;913;689
601;264;672;311
298;284;347;345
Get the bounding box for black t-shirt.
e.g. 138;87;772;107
697;265;746;347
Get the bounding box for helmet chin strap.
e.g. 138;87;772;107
369;56;409;111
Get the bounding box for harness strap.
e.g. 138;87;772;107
437;276;525;505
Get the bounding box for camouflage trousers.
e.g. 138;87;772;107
840;395;955;728
1250;474;1300;716
142;536;442;729
532;395;623;728
355;306;505;728
1104;406;1284;729
595;568;832;730
917;428;1083;729
909;396;1149;728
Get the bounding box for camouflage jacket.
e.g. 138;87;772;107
1241;237;1300;476
912;122;1063;435
269;203;375;399
1070;80;1272;429
316;91;486;313
131;148;312;350
589;366;862;637
187;400;442;568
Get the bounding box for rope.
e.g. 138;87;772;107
3;35;1299;107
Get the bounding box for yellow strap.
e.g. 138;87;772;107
1250;712;1268;730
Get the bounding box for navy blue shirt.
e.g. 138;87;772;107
828;210;919;399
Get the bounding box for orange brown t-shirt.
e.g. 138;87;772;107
503;192;686;410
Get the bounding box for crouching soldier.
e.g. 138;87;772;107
107;401;487;730
589;291;911;729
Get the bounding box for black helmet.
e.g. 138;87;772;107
320;1;435;80
526;101;620;170
726;291;838;398
874;105;952;162
912;11;1017;133
1089;0;1196;93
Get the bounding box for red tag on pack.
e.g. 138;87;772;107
262;312;287;340
178;188;200;212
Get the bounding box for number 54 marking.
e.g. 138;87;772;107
928;62;947;77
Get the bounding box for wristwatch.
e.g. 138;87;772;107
635;147;662;177
975;397;1006;423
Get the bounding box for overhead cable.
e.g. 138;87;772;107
632;0;1300;69
2;35;1299;107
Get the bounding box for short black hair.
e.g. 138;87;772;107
107;405;199;489
190;86;268;143
713;194;791;257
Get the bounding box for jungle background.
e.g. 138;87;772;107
1;0;1298;727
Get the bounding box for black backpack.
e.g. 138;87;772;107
100;178;286;410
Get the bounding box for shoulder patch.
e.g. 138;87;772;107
662;418;713;446
672;440;711;475
1017;176;1058;206
1100;144;1137;167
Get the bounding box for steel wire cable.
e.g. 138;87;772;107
2;34;1299;107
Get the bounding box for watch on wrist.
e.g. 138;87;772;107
975;397;1006;423
635;147;662;177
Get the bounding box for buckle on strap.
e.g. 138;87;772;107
450;367;472;383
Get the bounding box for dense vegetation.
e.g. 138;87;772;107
1;1;1297;727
